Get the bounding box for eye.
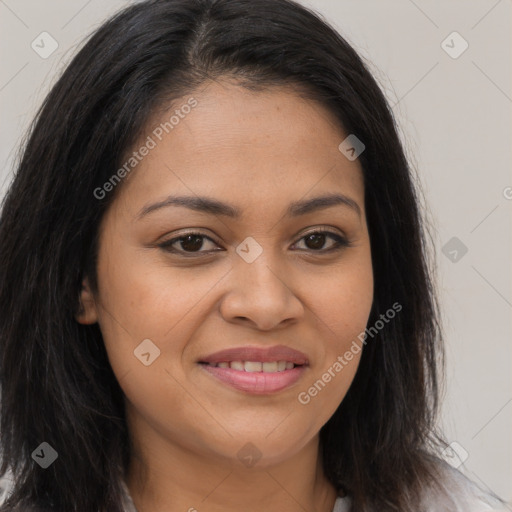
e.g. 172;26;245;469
158;232;221;256
291;230;351;253
158;228;351;257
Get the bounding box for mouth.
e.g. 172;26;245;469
198;345;309;394
199;360;300;372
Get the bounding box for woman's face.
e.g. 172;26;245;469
78;79;373;468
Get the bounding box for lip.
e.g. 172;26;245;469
198;345;309;365
198;344;309;394
200;364;307;394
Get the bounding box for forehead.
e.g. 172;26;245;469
117;79;365;217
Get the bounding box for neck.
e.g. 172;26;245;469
125;417;338;512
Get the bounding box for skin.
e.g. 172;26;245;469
77;78;374;512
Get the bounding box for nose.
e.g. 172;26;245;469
219;254;304;331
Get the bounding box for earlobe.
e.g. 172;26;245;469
75;277;99;324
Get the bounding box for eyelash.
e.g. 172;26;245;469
157;228;352;257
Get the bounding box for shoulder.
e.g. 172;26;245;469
418;458;509;512
331;458;509;512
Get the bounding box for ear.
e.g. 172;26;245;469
75;277;99;325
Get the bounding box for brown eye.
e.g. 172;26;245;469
158;232;220;255
304;233;327;250
158;229;350;258
293;231;349;252
178;234;206;252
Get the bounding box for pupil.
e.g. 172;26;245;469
305;233;325;250
181;235;203;252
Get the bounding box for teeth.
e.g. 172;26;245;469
262;361;278;373
244;361;262;372
207;360;297;372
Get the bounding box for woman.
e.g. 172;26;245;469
0;0;507;511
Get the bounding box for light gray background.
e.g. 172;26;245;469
1;0;510;504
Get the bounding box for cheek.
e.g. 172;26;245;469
95;240;219;341
94;247;212;440
308;254;374;347
319;281;372;331
296;257;373;410
93;240;236;397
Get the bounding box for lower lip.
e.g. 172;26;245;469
200;364;306;394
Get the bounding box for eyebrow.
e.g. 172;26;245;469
137;193;362;220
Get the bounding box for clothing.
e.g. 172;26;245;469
119;462;509;512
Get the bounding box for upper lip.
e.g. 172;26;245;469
198;345;309;365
